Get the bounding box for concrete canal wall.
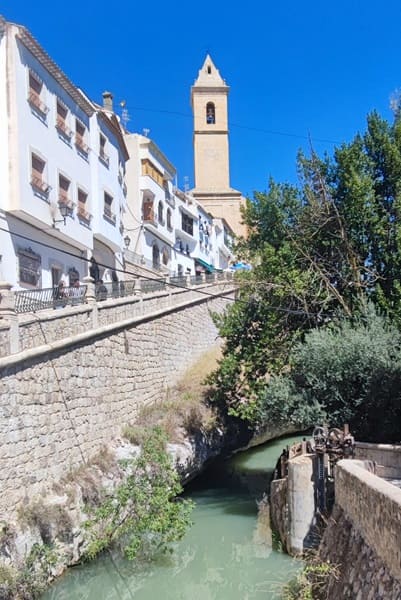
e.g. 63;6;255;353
320;459;401;599
270;445;401;598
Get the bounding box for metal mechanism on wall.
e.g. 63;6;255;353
311;424;355;512
273;424;355;513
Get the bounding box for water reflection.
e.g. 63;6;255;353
43;435;302;600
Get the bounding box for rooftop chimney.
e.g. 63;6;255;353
102;91;113;112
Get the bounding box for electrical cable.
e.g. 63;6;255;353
125;202;143;226
0;224;321;317
119;102;341;145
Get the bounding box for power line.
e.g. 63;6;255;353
0;224;320;317
120;102;341;145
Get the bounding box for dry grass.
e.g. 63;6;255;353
17;501;73;544
123;346;222;444
56;447;117;508
174;345;222;399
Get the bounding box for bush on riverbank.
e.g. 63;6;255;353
281;555;339;600
260;306;401;442
84;427;193;561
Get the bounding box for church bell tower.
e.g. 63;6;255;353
191;55;246;238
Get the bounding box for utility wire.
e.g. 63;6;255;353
120;102;341;145
1;224;321;317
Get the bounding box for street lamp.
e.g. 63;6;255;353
124;234;131;249
53;203;69;227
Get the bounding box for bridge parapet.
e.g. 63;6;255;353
0;274;237;361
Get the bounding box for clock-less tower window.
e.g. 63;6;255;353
206;102;215;124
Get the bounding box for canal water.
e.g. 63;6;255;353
42;435;302;600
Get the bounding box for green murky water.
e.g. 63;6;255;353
43;435;302;600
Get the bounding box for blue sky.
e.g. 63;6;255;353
2;1;401;198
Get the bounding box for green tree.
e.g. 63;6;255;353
210;110;401;429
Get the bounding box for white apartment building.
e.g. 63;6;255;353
123;131;236;278
124;133;194;277
90;93;129;280
0;17;128;289
172;188;198;276
213;217;234;271
192;204;216;275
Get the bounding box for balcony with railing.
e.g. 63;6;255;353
30;172;51;196
105;209;117;226
77;204;92;224
165;190;175;208
58;191;75;216
103;205;116;224
99;148;110;167
75;134;90;156
27;91;49;118
56;117;73;140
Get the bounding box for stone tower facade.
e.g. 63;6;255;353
191;55;246;238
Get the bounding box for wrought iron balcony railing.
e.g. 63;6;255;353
56;118;73;138
15;285;87;313
28;91;49;116
30;175;51;194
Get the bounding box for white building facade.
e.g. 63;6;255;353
124;134;198;278
0;18;128;290
123;132;236;278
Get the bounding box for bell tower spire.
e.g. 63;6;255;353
190;56;246;237
191;55;230;190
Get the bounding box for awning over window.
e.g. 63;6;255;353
195;258;215;273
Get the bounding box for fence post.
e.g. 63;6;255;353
0;281;19;355
134;278;142;296
83;276;97;328
165;274;173;305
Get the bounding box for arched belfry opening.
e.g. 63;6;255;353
206;102;215;124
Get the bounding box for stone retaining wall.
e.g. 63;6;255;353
319;459;401;597
3;282;219;357
0;288;234;519
320;505;401;599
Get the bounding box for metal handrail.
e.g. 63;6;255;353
190;275;203;286
13;272;234;314
139;278;166;294
15;285;87;314
169;276;187;288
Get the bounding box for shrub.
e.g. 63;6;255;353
84;427;193;561
281;558;339;600
258;375;324;429
290;306;401;441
